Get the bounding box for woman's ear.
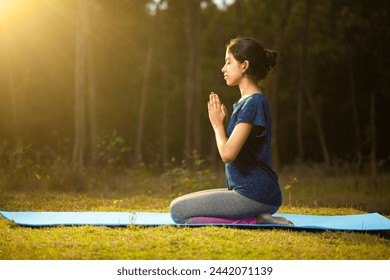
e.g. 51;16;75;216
242;60;249;73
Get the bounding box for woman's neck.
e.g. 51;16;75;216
238;79;261;101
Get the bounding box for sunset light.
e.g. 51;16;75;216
0;0;47;30
0;0;67;63
0;0;13;9
0;0;21;18
0;1;388;274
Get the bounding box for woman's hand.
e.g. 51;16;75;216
207;92;252;163
208;92;227;130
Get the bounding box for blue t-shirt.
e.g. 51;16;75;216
225;93;282;206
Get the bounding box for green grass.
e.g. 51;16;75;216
0;192;389;260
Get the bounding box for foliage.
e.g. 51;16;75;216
0;142;39;189
160;152;218;194
0;0;389;169
96;130;132;168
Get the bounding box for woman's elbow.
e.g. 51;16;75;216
220;151;236;163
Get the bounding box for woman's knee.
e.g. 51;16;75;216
169;198;186;224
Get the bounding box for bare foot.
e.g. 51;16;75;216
256;214;294;225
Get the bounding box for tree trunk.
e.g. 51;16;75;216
193;53;202;156
210;10;226;168
305;87;331;166
296;0;309;163
184;0;200;162
369;90;378;187
73;0;88;170
296;69;304;162
193;4;202;156
134;1;163;162
134;42;154;162
301;0;330;167
161;66;170;164
348;52;362;189
87;19;98;165
159;2;170;165
268;0;292;170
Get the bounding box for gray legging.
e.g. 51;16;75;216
170;188;279;224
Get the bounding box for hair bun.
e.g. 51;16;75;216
264;49;278;70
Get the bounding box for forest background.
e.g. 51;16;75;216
0;0;389;214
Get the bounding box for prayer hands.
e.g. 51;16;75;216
208;92;227;130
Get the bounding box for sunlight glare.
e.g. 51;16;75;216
1;0;69;87
0;0;20;17
0;0;42;27
0;0;13;9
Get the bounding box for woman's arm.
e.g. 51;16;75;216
208;93;253;163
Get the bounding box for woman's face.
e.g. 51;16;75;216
221;51;245;86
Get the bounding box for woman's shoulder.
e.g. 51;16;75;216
248;93;267;101
234;93;268;112
242;93;268;107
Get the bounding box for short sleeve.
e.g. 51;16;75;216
236;96;267;137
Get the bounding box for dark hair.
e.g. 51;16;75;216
226;37;277;82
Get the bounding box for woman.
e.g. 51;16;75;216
170;37;292;225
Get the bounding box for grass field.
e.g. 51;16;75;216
0;191;389;260
1;163;389;260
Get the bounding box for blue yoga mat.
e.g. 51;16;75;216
1;211;389;231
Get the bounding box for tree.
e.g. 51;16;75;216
267;0;292;170
235;0;243;35
300;0;330;167
2;20;30;148
133;0;165;163
73;0;98;170
87;25;98;165
184;0;202;162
